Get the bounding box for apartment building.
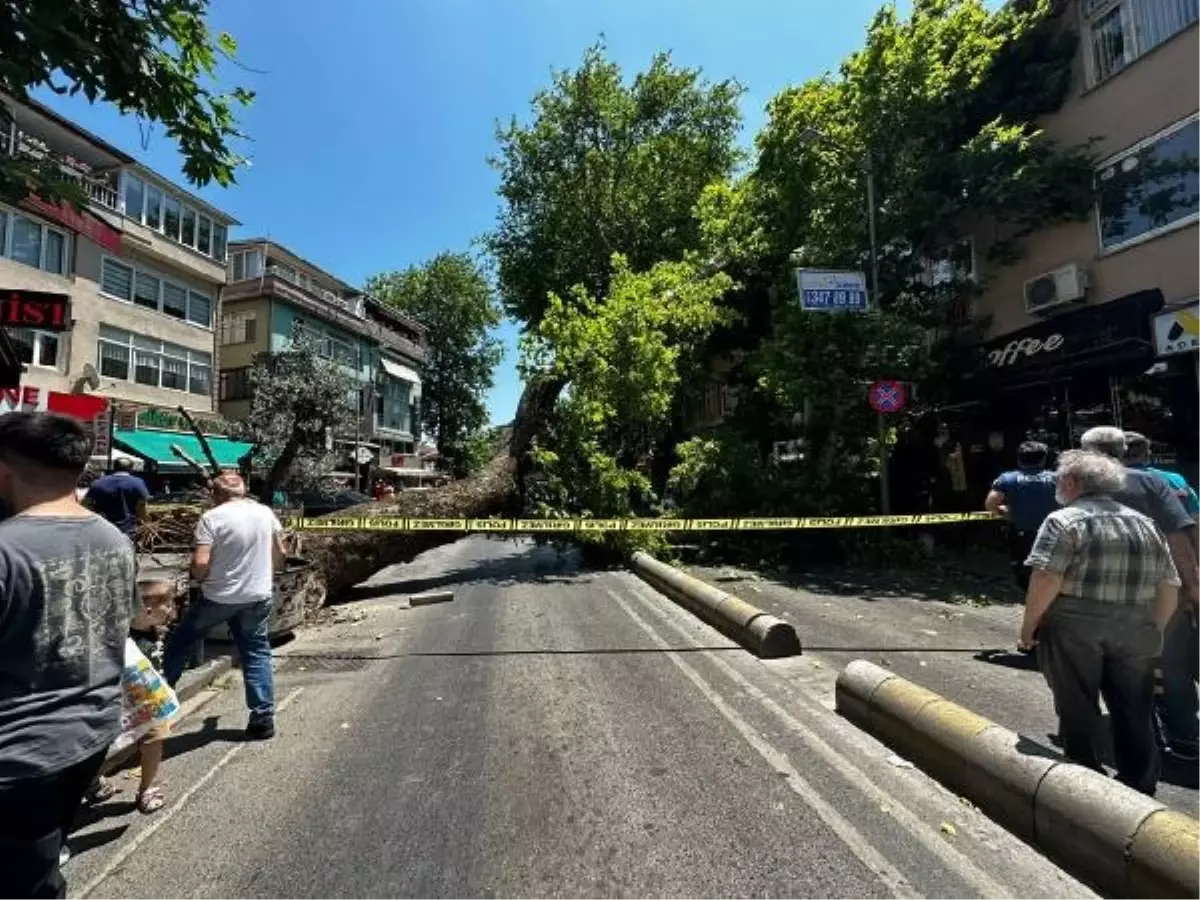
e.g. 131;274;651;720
0;93;250;475
218;239;428;474
943;0;1199;484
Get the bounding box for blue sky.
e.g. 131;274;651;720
36;0;904;426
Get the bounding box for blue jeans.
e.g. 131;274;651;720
163;597;275;723
1158;604;1199;750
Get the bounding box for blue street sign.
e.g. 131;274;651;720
795;269;869;312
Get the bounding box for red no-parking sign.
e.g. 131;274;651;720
868;380;907;414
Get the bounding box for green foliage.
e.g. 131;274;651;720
714;0;1093;500
236;337;359;494
488;42;744;327
0;0;253;206
366;253;503;478
520;255;731;553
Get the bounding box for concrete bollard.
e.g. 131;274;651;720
628;552;801;659
835;659;1200;899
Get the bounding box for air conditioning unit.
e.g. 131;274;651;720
1024;263;1088;316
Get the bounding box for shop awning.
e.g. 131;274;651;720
114;429;254;472
380;357;421;385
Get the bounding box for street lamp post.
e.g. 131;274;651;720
800;129;889;514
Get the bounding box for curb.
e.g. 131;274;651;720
628;552;801;659
101;654;235;776
835;659;1200;899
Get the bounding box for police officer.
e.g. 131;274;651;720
985;440;1058;592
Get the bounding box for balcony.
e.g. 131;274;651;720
0;126;122;212
225;273;428;363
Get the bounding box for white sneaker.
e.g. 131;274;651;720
59;844;71;866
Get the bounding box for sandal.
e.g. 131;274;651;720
136;784;166;814
86;776;118;804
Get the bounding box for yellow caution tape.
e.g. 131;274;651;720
280;511;998;533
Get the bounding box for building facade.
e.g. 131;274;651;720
218;239;427;474
941;0;1198;492
0;93;247;478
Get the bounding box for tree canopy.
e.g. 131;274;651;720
0;0;252;206
487;42;744;327
366;253;503;477
237;336;359;501
675;0;1094;511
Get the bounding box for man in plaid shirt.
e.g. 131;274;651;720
1021;449;1180;796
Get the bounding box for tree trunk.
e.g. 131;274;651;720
262;438;301;504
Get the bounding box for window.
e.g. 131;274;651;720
98;326;213;395
13;329;60;368
219;367;252;401
100;258;133;300
134;349;160;386
161;353;188;390
230;249;263;282
134;272;160;311
220;312;257;345
10;215;41;267
189;354;212;396
1085;0;1198;84
99;255;213;327
144;185;162;229
2;209;70;274
163;196;181;241
181;207;196;246
919;238;976;287
1098;117;1199;250
187;290;211;327
162;281;187;319
124;174;144;220
197;216;211;255
212;224;227;262
43;230;65;275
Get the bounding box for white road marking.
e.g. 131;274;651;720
616;578;1016;900
604;588;921;899
75;688;305;899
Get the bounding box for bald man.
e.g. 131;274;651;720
162;472;286;740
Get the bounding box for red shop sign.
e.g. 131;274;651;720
24;194;123;255
0;289;71;331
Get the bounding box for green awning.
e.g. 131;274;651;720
113;429;254;472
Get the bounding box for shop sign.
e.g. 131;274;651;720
0;387;109;423
979;290;1163;378
1;289;71;331
120;405;228;435
23;195;123;255
987;334;1064;368
1153;303;1199;358
796;269;869;312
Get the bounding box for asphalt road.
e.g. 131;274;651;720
685;562;1200;817
65;537;1094;899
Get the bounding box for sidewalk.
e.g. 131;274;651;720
685;562;1200;817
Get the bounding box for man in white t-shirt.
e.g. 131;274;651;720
162;471;286;739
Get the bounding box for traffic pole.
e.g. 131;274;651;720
878;411;891;515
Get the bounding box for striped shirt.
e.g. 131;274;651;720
1026;496;1180;607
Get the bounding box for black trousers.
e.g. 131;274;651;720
1037;604;1161;796
1007;528;1038;593
0;748;109;899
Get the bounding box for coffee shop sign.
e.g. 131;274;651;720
987;333;1064;368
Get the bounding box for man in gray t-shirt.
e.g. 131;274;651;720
0;412;138;899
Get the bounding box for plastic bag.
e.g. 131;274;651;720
109;638;181;755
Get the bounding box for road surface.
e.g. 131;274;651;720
66;537;1093;899
686;561;1200;817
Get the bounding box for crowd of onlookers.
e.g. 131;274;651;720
987;426;1199;797
0;411;286;898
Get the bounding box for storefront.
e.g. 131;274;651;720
111;405;253;492
923;289;1197;502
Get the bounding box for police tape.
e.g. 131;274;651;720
280;511;998;533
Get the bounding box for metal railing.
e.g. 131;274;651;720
0;124;121;211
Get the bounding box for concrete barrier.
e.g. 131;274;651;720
836;659;1200;899
628;552;801;659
